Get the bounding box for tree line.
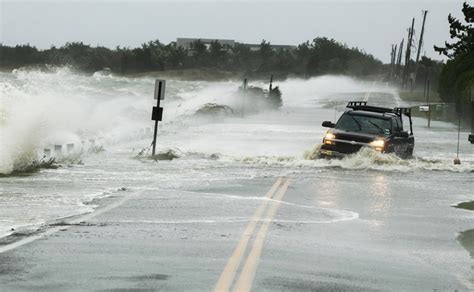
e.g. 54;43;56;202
0;37;383;78
435;1;473;115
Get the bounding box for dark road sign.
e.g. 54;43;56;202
152;106;163;121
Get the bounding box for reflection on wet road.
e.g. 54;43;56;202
367;174;392;230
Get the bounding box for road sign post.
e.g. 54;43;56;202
152;79;165;156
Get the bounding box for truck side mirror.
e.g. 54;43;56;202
396;131;409;138
322;121;336;128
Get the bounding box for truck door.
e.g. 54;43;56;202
392;116;408;155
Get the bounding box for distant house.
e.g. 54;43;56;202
176;38;236;50
176;38;296;52
244;43;297;51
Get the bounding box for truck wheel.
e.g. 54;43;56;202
406;147;414;159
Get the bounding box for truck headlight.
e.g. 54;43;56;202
325;132;336;140
324;132;336;145
369;139;385;151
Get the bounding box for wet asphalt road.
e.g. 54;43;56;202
0;167;472;291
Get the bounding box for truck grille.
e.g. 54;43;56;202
322;143;362;154
335;133;373;144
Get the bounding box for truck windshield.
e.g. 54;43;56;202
336;113;392;135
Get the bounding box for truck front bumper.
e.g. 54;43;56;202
318;148;347;159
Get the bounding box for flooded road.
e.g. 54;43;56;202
0;68;473;290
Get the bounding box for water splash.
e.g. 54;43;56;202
238;145;474;173
0;67;152;174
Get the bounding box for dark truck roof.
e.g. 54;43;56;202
346;110;395;119
345;101;413;134
346;101;411;117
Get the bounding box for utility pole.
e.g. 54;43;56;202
389;44;397;80
411;10;428;92
426;79;431;128
242;78;247;118
389;45;393;79
402;18;415;88
393;44;398;79
454;116;461;165
269;74;273;91
423;70;428;99
396;39;404;82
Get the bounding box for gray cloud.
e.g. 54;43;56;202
1;1;465;62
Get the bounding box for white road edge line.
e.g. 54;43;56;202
0;190;142;254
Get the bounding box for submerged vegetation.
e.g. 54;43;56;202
0;158;57;177
0;37;383;78
454;201;474;211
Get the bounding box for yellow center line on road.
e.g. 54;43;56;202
233;179;290;292
363;92;370;102
363;90;371;102
213;177;285;292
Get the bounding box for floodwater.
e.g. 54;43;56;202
0;67;473;290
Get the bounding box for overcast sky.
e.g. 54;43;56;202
0;0;468;63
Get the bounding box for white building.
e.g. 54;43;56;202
176;38;235;50
176;38;296;51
